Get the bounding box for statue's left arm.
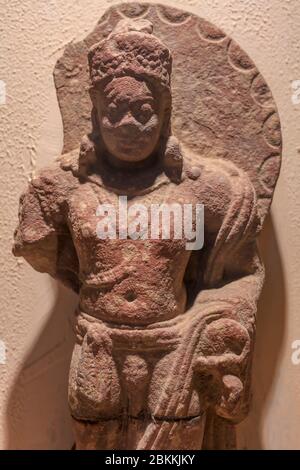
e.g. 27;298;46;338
185;161;263;425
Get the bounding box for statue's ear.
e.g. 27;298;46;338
163;135;183;184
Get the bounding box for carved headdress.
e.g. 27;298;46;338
88;19;172;91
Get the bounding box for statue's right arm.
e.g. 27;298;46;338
13;179;59;275
13;167;81;293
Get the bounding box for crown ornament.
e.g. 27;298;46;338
88;19;172;90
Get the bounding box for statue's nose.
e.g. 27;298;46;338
117;113;141;134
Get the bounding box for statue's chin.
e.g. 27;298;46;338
111;149;153;164
116;155;150;163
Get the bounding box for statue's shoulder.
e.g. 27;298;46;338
56;148;81;177
30;149;80;199
183;155;252;200
182;155;258;234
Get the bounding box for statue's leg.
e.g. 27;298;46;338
73;349;205;450
72;415;206;450
69;319;207;450
68;320;123;449
136;299;255;450
72;418;122;450
140;347;207;450
69;307;250;450
117;349;207;450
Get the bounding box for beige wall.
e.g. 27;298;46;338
0;0;299;449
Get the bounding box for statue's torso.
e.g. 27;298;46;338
66;176;202;325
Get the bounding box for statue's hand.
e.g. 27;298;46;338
194;318;251;423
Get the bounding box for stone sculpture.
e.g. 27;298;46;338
13;4;281;450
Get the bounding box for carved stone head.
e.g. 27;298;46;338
87;19;172;163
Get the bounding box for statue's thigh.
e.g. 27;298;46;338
68;330;122;421
148;347;203;418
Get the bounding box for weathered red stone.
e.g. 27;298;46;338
13;3;281;450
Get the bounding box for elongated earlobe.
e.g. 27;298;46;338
163;135;183;183
78;134;97;176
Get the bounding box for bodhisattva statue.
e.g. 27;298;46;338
13;17;273;450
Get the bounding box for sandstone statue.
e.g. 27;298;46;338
13;4;281;450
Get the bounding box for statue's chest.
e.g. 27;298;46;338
66;182;200;262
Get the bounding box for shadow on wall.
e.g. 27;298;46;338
5;283;77;450
237;213;286;449
5;214;285;449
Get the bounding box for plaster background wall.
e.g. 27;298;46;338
0;0;299;449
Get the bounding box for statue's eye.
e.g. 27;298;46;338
135;102;153;123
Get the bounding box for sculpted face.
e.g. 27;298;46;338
94;76;164;162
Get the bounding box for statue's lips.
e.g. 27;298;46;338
117;135;144;148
